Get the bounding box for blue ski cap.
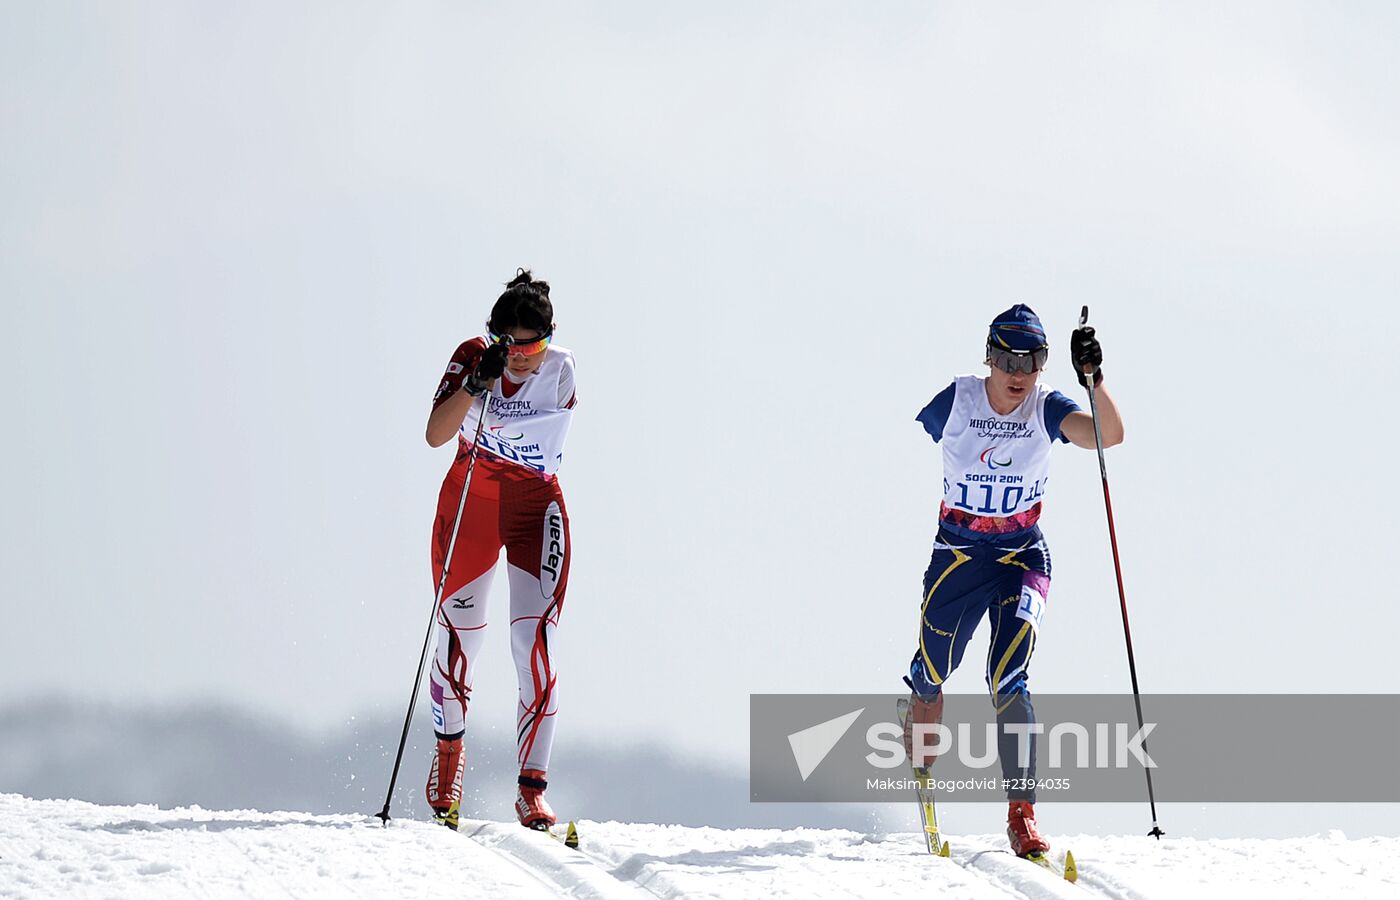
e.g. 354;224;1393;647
988;304;1047;352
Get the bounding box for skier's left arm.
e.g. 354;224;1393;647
1055;323;1124;449
1058;386;1124;449
558;352;577;409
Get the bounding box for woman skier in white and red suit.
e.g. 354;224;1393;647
422;269;577;831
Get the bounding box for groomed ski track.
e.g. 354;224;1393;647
4;795;1399;899
569;823;1088;900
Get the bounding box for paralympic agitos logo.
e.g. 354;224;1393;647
980;447;1012;470
489;424;526;441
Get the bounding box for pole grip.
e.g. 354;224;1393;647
1077;305;1099;381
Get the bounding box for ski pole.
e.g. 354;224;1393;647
376;388;493;826
1078;305;1165;840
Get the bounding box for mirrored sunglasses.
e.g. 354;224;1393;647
488;328;553;357
988;343;1047;374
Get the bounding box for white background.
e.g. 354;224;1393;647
3;0;1397;834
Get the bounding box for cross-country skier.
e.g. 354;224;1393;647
902;304;1123;860
422;269;577;832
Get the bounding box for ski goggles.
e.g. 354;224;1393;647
987;342;1048;374
487;327;553;357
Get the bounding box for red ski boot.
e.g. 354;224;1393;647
515;769;556;830
1006;800;1050;858
425;736;464;830
902;692;945;769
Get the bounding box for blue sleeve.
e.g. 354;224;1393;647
1045;390;1082;443
916;382;957;442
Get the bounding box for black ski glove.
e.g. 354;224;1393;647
1070;325;1103;388
464;341;508;396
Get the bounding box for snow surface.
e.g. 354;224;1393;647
2;794;1398;899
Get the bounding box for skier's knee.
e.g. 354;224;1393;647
908;656;945;699
989;670;1030;709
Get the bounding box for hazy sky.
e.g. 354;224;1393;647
3;0;1398;821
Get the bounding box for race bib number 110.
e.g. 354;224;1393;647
1016;584;1046;631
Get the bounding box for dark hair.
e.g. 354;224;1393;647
488;268;554;336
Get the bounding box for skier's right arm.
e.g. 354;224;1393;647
426;339;497;448
915;383;957;442
426;385;478;448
